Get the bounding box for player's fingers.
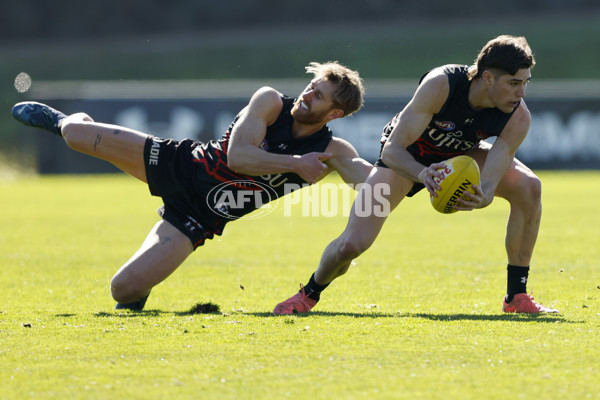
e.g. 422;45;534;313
461;191;478;202
471;184;483;195
428;173;442;191
429;163;446;179
421;174;438;196
454;195;478;210
426;185;438;197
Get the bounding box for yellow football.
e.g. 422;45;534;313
430;155;480;214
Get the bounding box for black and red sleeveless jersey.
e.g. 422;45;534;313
188;95;332;221
380;64;517;165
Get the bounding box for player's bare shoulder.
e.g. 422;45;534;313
410;67;450;113
246;86;284;124
503;100;532;135
497;100;532;151
514;99;532;124
421;66;451;86
252;86;283;102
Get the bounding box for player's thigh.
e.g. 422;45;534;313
111;219;194;297
342;167;413;248
466;141;540;201
494;158;541;202
61;115;149;182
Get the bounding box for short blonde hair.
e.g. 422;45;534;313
306;61;365;117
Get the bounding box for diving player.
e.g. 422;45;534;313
12;61;372;311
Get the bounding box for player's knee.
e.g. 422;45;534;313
110;275;128;303
61;114;93;149
110;274;145;304
519;174;542;208
504;172;542;209
529;175;542;200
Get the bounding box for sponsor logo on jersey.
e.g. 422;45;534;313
259;139;268;150
434;121;456;131
426;129;475;152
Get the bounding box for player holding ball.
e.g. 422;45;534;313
275;35;559;315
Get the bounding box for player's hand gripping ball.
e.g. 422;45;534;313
430;155;480;214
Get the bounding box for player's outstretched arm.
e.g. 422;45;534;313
321;137;373;187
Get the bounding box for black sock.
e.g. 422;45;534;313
303;273;330;302
506;264;529;302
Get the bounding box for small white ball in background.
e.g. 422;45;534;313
14;72;32;93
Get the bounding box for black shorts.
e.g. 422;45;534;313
144;136;226;250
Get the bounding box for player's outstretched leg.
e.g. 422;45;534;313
502;293;559;314
12;102;66;136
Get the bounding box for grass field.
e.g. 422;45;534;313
1;172;599;399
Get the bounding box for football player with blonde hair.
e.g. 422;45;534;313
12;61;371;311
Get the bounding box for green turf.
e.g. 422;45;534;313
1;172;599;399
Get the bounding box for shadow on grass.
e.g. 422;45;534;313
94;310;398;319
252;311;394;318
94;301;222;318
93;310;578;324
94;309;221;318
397;312;574;323
261;311;574;323
229;311;579;323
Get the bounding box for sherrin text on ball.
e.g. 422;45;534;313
430;155;480;214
